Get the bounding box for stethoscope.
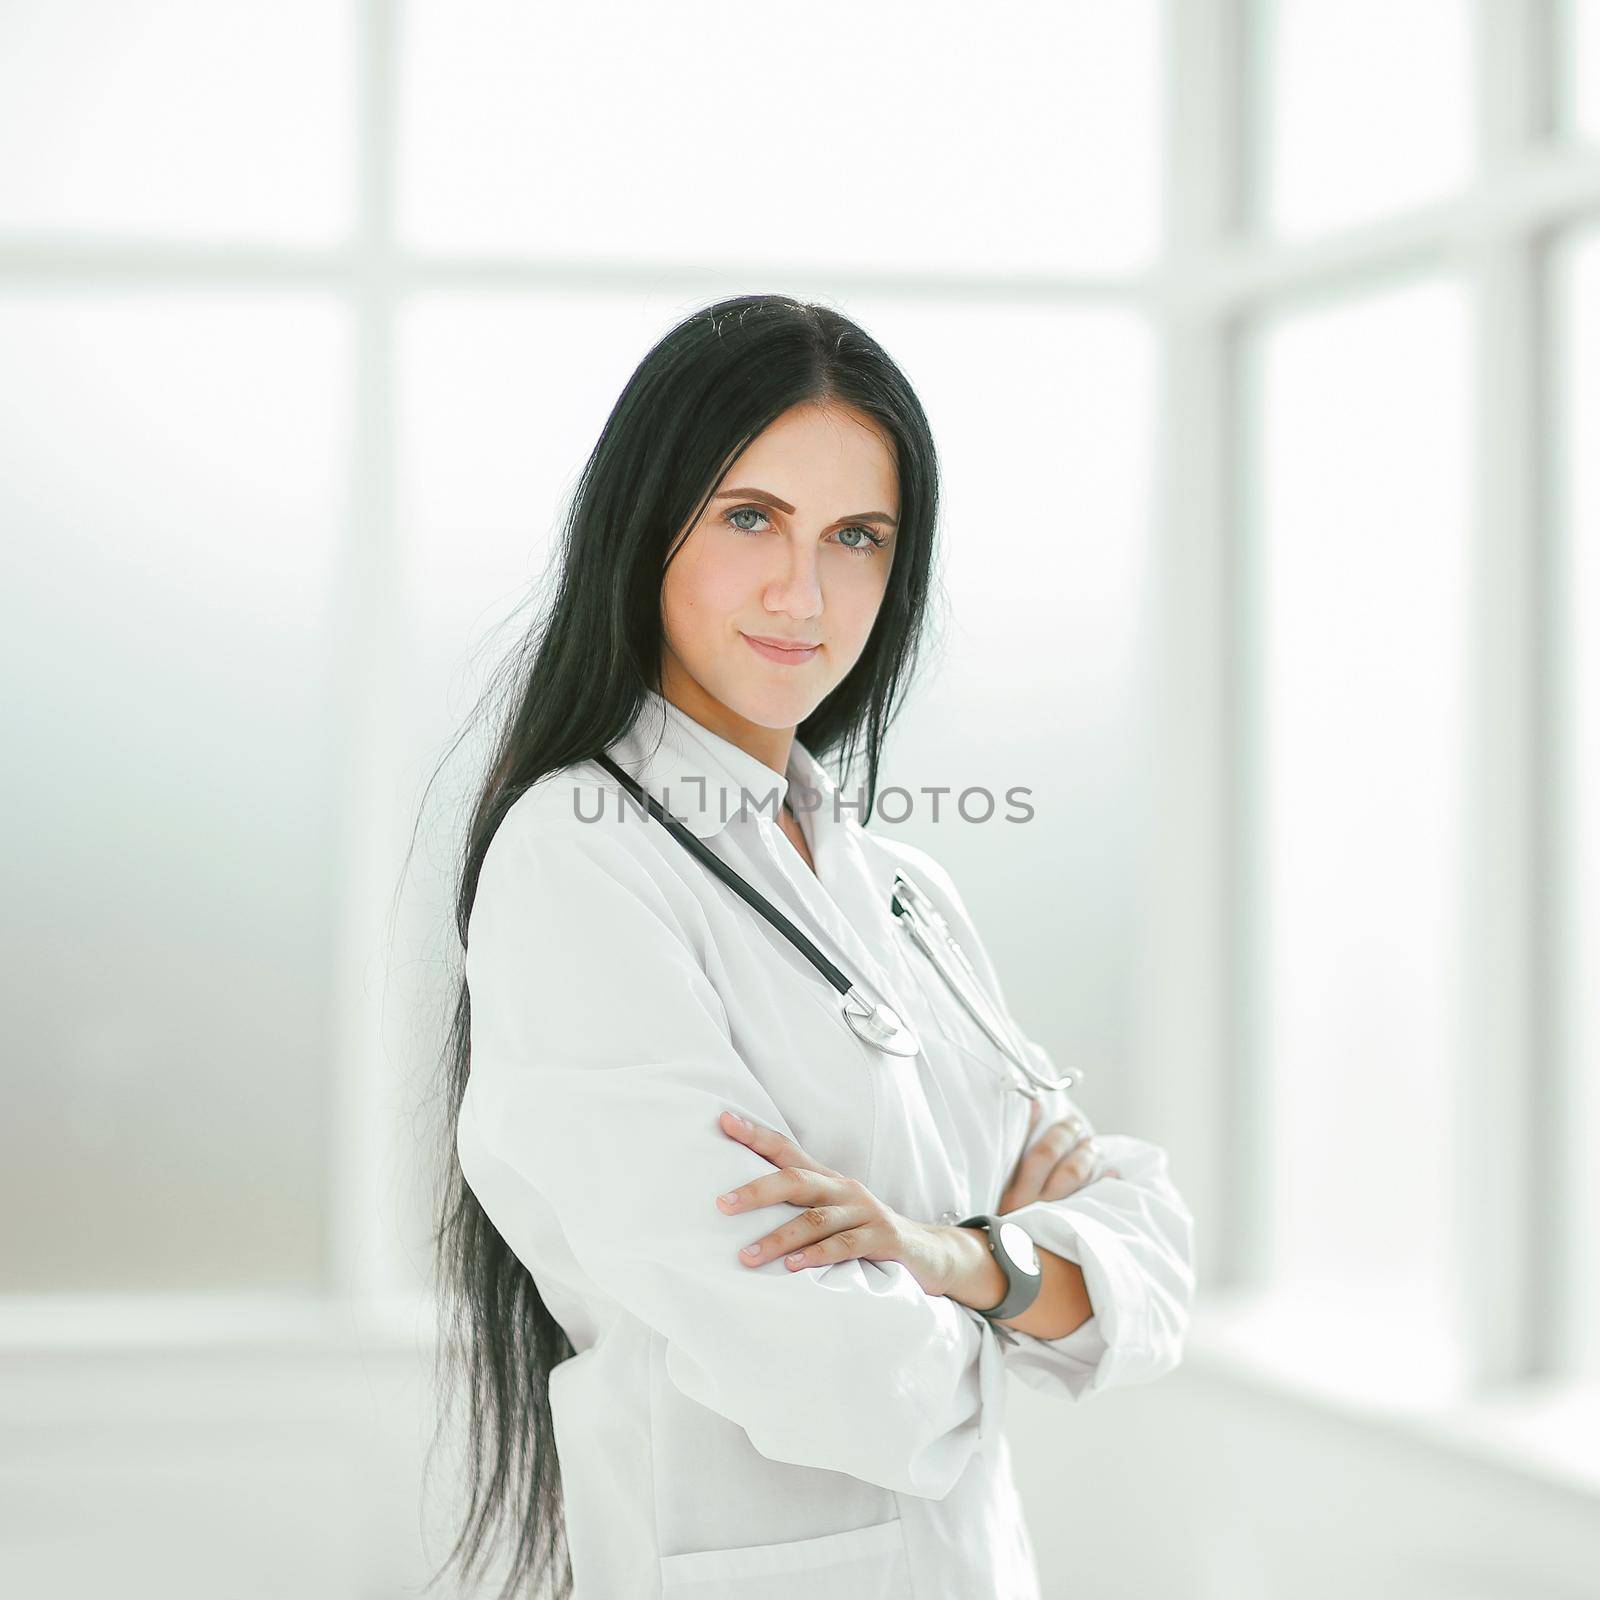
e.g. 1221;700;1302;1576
593;752;1082;1101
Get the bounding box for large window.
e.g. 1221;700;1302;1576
0;0;1163;1309
1;0;1595;1494
1197;1;1600;1442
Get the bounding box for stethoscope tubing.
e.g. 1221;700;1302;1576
889;874;1079;1096
590;751;1078;1098
593;752;865;1000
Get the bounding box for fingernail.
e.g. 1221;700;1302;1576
725;1111;747;1129
741;1243;761;1258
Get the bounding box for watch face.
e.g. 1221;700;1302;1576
997;1220;1039;1276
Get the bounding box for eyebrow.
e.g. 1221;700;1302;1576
712;486;898;528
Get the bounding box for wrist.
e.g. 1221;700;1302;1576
933;1223;1008;1312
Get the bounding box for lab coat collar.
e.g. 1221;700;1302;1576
605;688;916;1019
603;689;901;900
604;688;800;840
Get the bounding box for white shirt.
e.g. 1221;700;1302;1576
457;687;1196;1600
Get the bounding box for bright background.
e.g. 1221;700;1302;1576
1;2;1598;1596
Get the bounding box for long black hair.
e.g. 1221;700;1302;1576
416;292;947;1599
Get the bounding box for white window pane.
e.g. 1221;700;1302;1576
1561;225;1600;1378
1245;279;1472;1394
396;293;1153;1107
1255;0;1475;238
1572;0;1600;139
0;295;350;1292
0;0;354;243
399;0;1161;274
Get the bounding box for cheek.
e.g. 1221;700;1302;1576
661;538;755;637
833;562;892;635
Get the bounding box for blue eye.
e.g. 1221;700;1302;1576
722;506;887;558
835;525;888;556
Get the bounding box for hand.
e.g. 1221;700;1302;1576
715;1110;955;1297
996;1100;1121;1215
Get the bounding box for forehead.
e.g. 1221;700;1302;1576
722;402;899;510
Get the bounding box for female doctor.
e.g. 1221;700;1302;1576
427;293;1196;1600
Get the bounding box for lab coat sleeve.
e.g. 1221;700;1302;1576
888;841;1197;1402
993;1052;1196;1401
457;794;1010;1500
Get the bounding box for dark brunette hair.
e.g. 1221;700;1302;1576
414;292;947;1598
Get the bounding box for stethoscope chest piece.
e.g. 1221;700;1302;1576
842;990;921;1057
588;750;1081;1090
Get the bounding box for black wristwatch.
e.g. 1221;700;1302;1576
956;1213;1042;1322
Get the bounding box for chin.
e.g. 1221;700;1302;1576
732;691;811;728
718;672;821;729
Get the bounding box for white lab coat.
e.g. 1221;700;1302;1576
457;687;1196;1599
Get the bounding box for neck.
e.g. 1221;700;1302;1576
654;658;795;782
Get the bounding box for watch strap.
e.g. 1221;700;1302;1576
957;1212;1043;1322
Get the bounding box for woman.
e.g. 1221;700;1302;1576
426;293;1196;1600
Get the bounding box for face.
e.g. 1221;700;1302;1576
658;399;900;751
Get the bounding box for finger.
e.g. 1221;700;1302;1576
1038;1136;1103;1201
785;1223;885;1271
717;1163;845;1215
736;1204;862;1267
1023;1110;1092;1159
1049;1110;1093;1146
1015;1127;1096;1206
717;1110;803;1169
718;1109;840;1179
996;1101;1050;1210
1013;1121;1092;1194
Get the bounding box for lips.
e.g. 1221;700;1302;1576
742;632;822;665
744;634;819;650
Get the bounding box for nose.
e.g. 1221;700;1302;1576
763;540;823;619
